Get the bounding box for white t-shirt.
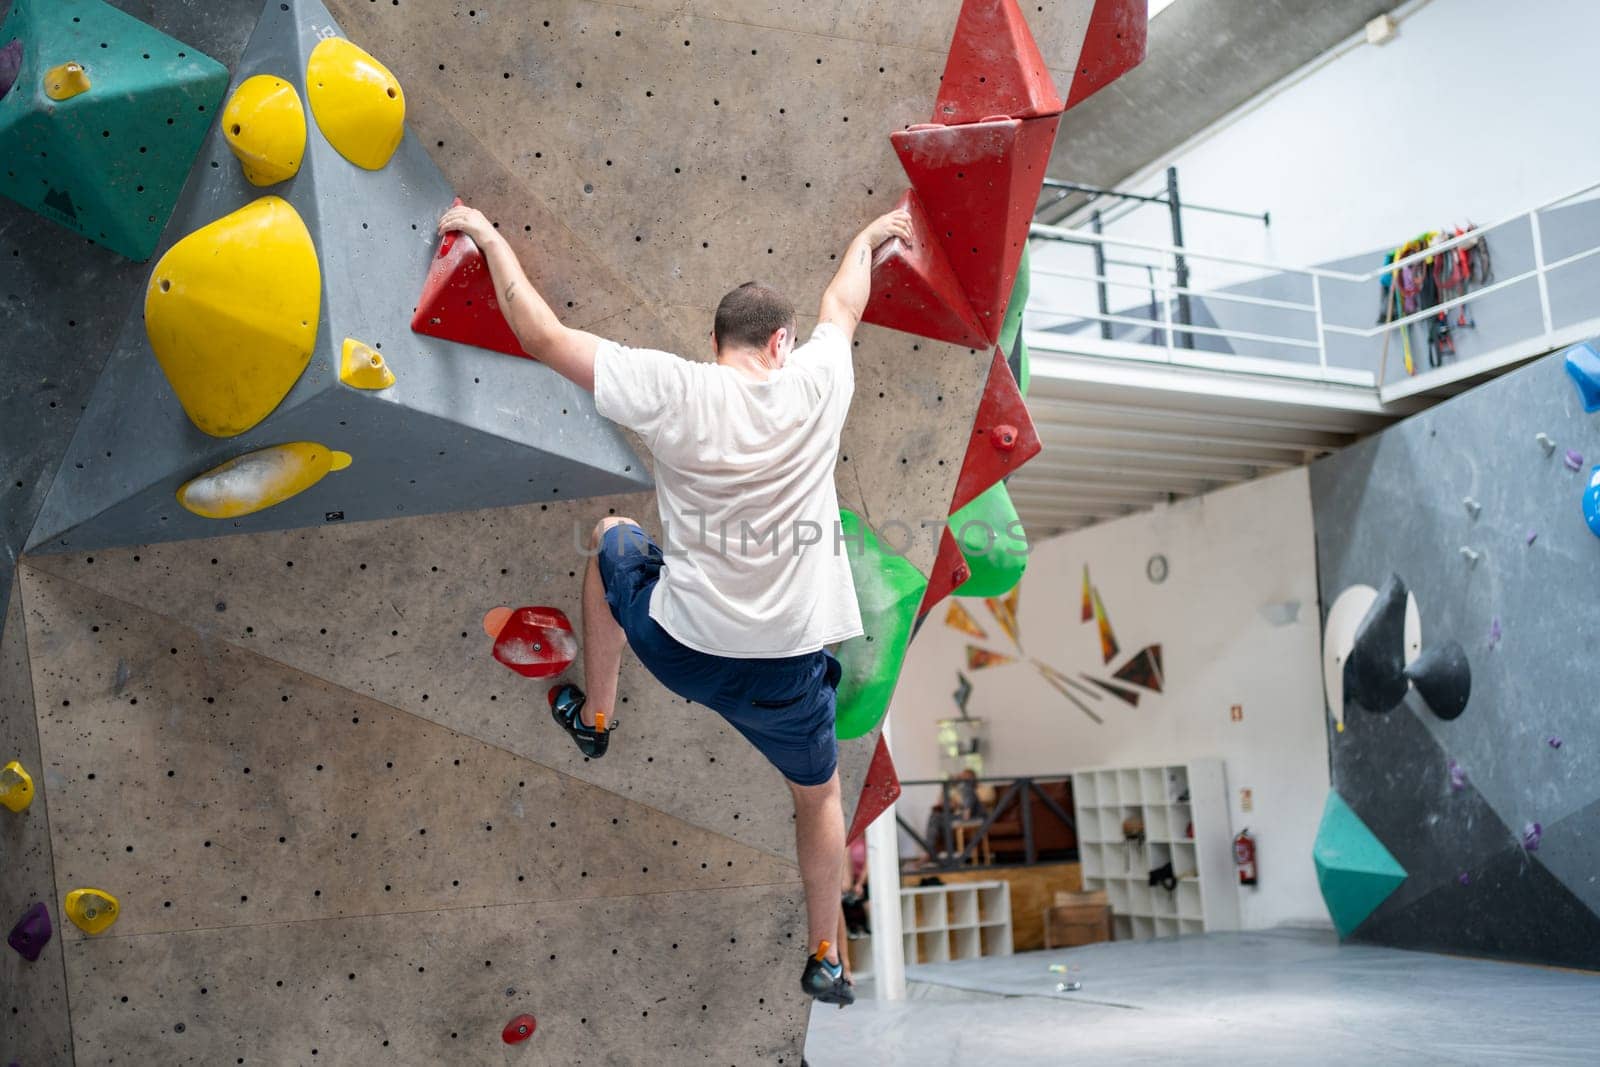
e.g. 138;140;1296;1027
593;323;864;658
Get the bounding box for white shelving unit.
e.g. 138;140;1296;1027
893;881;1013;966
1072;759;1239;942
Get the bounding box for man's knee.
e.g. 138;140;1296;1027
789;770;841;809
590;515;640;549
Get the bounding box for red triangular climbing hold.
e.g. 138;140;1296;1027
949;348;1043;514
862;189;990;349
411;200;528;360
1064;0;1149;110
916;526;972;621
891;116;1059;342
933;0;1065;125
847;734;901;844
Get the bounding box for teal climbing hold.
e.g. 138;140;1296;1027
0;0;228;261
1564;342;1600;413
1312;791;1407;938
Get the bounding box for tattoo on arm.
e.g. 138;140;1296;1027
858;247;868;266
504;281;518;303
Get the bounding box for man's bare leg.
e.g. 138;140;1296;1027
789;770;846;966
580;517;635;728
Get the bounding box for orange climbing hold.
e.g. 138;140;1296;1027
932;0;1063;125
891;116;1060;342
482;606;514;639
860;190;989;350
412;199;529;360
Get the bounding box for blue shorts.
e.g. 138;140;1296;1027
597;523;842;787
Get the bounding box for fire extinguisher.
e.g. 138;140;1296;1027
1234;829;1258;886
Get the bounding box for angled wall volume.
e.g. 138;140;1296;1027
27;0;649;556
0;0;228;261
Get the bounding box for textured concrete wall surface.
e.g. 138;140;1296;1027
1310;348;1600;969
0;0;1098;1061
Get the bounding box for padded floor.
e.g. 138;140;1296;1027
806;927;1600;1065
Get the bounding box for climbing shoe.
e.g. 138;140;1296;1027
800;941;855;1008
547;683;610;759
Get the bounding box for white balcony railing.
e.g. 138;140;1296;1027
1027;178;1600;402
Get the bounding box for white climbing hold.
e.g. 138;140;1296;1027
1459;547;1481;565
1463;497;1481;518
1536;432;1556;455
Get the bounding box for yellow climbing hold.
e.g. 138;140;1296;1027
64;888;120;935
0;760;35;813
340;338;396;390
177;442;351;520
43;62;90;101
145;196;320;437
222;74;306;186
306;37;404;170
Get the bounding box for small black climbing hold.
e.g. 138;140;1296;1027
1343;574;1408;714
1404;640;1471;721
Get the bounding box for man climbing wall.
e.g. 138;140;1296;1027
437;200;914;1007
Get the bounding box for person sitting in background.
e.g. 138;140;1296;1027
842;834;869;938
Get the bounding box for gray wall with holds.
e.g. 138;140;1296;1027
0;0;1096;1060
1310;346;1600;968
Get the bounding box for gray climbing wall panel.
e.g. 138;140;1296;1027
1310;346;1600;969
0;578;74;1065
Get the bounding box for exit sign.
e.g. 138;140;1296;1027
1230;704;1243;722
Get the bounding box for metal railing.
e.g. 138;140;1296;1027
1026;178;1600;393
897;775;1077;871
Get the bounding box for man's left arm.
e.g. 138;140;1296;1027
437;202;602;392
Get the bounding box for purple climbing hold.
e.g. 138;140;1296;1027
7;901;52;962
1522;822;1543;851
1548;736;1563;749
1458;872;1470;887
1565;342;1600;412
1564;449;1583;472
0;38;23;101
1526;529;1538;546
1487;616;1502;650
1448;759;1466;793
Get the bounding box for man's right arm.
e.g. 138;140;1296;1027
817;208;915;341
437;202;602;392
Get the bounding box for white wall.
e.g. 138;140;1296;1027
889;468;1331;930
1031;0;1600;321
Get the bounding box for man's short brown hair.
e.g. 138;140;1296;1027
713;282;796;352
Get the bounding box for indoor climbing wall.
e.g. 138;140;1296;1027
1310;345;1600;969
1;0;1143;1061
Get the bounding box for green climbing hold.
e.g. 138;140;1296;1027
949;482;1028;598
0;0;228;260
834;510;928;741
996;245;1030;357
1012;335;1031;398
1312;791;1407;938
